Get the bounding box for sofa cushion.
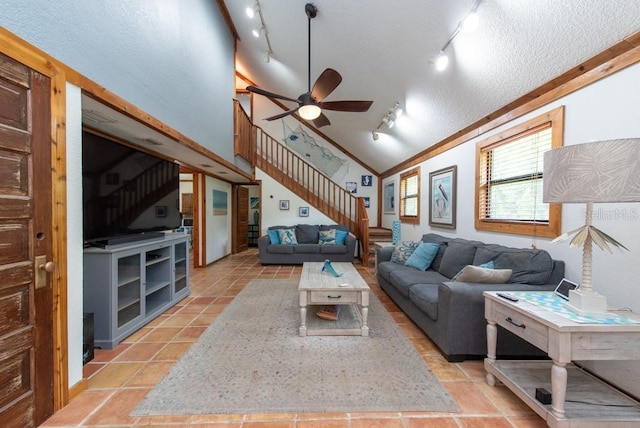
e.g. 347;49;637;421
377;260;409;283
409;284;439;320
404;242;440;271
320;245;347;254
318;229;336;245
438;238;483;279
452;265;513;283
391;240;420;264
267;245;294;254
293;244;320;254
421;233;451;271
389;269;450;298
296;224;319;244
277;228;298;245
473;245;554;284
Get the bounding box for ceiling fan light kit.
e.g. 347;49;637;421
246;3;373;128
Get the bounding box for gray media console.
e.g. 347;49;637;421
83;233;190;349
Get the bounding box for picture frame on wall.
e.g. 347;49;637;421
346;181;357;193
361;175;372;186
383;182;395;214
155;205;167;217
363;197;370;208
279;200;290;210
429;165;457;229
299;206;309;217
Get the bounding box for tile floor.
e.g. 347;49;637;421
41;249;546;427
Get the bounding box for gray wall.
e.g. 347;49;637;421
0;0;240;167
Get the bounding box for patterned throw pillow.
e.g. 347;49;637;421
391;240;420;264
277;228;298;245
318;229;336;245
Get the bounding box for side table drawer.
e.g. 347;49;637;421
491;303;549;352
308;290;359;304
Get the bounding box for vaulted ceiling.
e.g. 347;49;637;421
224;0;640;174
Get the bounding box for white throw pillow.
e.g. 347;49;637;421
452;265;512;283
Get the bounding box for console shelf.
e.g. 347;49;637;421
84;234;190;349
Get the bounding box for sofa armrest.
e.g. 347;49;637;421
258;234;271;262
345;233;357;257
377;247;394;263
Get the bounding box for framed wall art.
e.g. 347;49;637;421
279;200;290;210
383;182;395;214
346;181;357;193
429;165;457;229
299;206;309;217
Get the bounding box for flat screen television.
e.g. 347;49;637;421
82;131;181;247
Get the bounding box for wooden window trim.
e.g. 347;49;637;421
399;166;420;225
475;106;564;238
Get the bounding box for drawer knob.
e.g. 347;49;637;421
506;317;526;329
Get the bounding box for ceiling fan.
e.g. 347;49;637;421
246;3;373;128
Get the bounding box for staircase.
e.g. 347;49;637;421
234;101;371;264
367;227;393;267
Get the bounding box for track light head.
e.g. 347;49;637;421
372;131;379;141
435;51;449;71
246;2;259;19
252;25;264;38
263;50;271;63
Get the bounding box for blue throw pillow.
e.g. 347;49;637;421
404;242;440;271
268;229;281;245
479;260;494;269
333;229;348;245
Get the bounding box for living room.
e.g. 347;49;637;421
1;1;639;426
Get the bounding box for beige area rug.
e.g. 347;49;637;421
132;279;459;415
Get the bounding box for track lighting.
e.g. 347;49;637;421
247;0;273;62
372;102;402;140
434;0;483;72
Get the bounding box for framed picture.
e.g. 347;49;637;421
212;189;228;215
250;196;260;209
279;200;289;210
299;206;309;217
383;182;395;214
155;205;167;217
346;181;357;193
361;175;372;186
363;196;370;208
429;165;457;229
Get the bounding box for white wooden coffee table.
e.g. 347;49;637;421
298;262;370;336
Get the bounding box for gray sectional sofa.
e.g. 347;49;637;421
258;224;356;265
377;233;565;362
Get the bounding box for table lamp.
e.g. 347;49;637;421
543;139;640;315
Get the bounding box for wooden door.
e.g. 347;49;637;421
0;53;54;426
236;186;248;253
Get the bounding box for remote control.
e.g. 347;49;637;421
497;292;519;302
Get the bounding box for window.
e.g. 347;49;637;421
475;106;563;237
399;167;420;224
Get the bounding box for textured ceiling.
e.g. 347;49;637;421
225;0;640;174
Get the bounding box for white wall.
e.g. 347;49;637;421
383;62;640;396
205;177;232;263
66;83;84;388
253;95;379;228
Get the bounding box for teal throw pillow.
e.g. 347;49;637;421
334;229;348;245
404;242;440;271
277;228;298;245
268;229;281;245
479;260;494;269
390;240;420;264
318;229;336;245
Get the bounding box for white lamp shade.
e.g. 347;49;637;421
298;104;321;120
543;139;640;204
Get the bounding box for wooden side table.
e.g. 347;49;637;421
484;291;640;426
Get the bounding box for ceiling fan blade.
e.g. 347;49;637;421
265;108;299;121
246;85;299;103
319;100;373;112
310;68;342;102
312;113;331;128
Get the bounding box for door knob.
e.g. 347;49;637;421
35;255;55;289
